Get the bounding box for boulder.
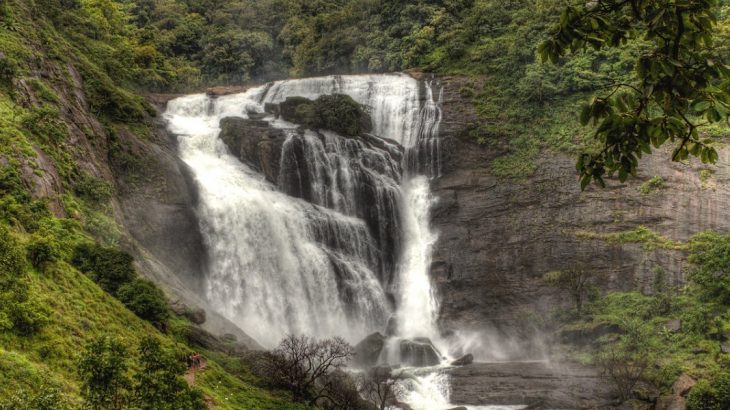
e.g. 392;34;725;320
721;343;730;354
399;338;441;367
354;332;386;367
278;94;372;137
672;374;696;397
451;354;474;366
219;116;287;183
264;102;280;117
446;407;467;410
185;325;247;356
664;319;682;333
170;300;206;325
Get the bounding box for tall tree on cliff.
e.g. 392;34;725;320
540;0;730;188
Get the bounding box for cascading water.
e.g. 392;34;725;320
165;92;392;347
164;74;477;409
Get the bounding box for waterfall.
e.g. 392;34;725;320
165;92;393;347
165;73;454;408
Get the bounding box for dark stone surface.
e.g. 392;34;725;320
186;324;249;356
171;300;206;325
431;75;730;350
446;361;614;409
354;332;386;367
665;319;682;333
279;95;373;137
398;338;441;367
451;353;474;366
219;116;287;184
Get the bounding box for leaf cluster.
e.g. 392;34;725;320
540;0;730;188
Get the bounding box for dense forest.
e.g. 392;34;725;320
1;0;730;408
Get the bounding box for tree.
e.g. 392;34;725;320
78;336;130;410
117;279;170;331
267;335;354;405
130;337;206;410
596;319;655;402
543;267;604;317
358;366;405;410
540;0;729;189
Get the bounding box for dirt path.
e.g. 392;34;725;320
184;358;215;409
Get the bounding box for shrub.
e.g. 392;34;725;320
543;267;604;317
0;226;49;334
27;232;63;269
131;337;206;410
596;319;655;402
78;336;131;410
639;176;665;195
688;231;730;306
117;279;170;330
266;335;354;405
687;373;730;410
0;383;70;410
72;243;136;295
0;52;18;83
21;105;67;144
73;174;113;204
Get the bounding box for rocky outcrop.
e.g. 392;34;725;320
354;332;386;367
278;94;373;137
451;353;474;366
430;76;730;352
447;361;613;408
398;338;442;367
219;116;287;183
219;109;405;286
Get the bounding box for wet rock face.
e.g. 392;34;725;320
219;116;287;184
398;338;441;367
431;76;730;349
219;112;405;287
354;332;386;367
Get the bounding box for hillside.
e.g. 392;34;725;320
0;0;307;407
1;0;729;409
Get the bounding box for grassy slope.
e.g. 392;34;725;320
0;1;307;408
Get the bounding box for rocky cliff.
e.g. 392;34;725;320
431;76;730;351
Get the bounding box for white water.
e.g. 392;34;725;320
164;74;486;409
165;92;391;347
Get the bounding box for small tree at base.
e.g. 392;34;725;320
359;366;406;410
266;334;354;406
596;319;654;402
544;267;604;317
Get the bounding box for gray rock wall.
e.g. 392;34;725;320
431;76;730;342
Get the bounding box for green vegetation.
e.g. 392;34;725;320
0;3;309;407
555;230;730;402
542;1;728;188
639;176;666;195
279;94;371;136
576;226;686;251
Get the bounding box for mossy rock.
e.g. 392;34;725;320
279;94;372;137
